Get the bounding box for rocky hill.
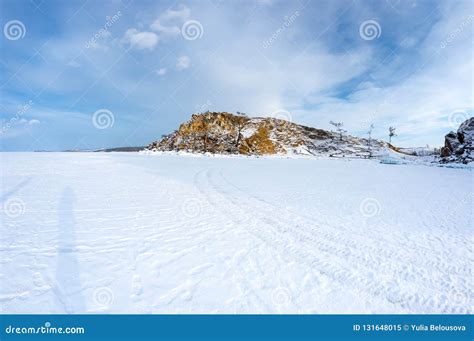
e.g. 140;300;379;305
147;112;387;157
440;117;474;164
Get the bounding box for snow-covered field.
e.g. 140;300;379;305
0;152;472;314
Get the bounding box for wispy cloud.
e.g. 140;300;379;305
156;68;167;76
0;0;472;150
122;28;159;50
176;56;191;70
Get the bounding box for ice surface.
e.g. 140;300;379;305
0;152;472;313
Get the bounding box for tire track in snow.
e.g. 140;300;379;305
193;169;297;313
217;169;473;279
218;169;471;278
202;168;471;313
194;168;383;312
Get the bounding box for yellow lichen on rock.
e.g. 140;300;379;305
240;125;278;155
147;111;387;157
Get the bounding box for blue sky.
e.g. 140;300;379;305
0;0;472;151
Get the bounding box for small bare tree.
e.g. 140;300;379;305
329;121;346;141
367;124;375;158
388;126;396;144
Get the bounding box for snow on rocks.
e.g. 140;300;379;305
147;112;388;158
440;117;474;164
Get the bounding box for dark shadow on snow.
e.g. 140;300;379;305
55;187;85;313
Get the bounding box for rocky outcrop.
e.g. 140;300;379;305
147;112;386;157
440;117;474;164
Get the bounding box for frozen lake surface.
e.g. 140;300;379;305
0;152;472;313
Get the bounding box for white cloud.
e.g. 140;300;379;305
257;0;274;5
149;5;191;40
160;5;190;22
198;39;371;119
296;4;473;146
156;68;167;76
3;0;471;150
176;56;191;70
150;20;181;36
67;60;81;68
1;117;40;138
122;28;159;50
124;5;191;51
98;30;111;39
14;118;40;126
183;2;471;147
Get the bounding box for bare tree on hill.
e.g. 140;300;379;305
388;126;397;144
329;121;346;141
367;124;375;158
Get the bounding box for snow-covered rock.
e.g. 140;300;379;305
440;117;474;164
147;112;387;158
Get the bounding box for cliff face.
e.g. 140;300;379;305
440;117;474;164
147;112;386;157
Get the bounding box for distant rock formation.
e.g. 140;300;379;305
95;146;146;152
147;112;387;157
440;117;474;164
